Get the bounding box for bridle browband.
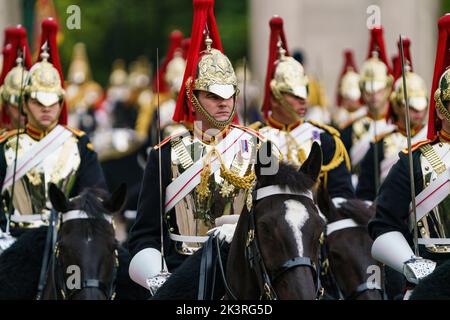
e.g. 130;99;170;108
51;210;118;300
220;185;321;300
320;218;385;300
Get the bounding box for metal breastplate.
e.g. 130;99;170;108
2;133;81;227
168;129;256;254
259;124;321;168
417;142;450;253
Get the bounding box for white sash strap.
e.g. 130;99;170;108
164;128;252;213
283;122;322;148
350;120;396;165
169;233;209;244
326;218;360;236
62;210;113;224
256;185;313;201
409;169;450;229
2;125;72;192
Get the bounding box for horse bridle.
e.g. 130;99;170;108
51;210;119;300
220;185;322;300
319;218;385;300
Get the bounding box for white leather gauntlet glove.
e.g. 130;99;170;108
207;223;237;244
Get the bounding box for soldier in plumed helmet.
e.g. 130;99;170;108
128;0;270;297
370;14;450;298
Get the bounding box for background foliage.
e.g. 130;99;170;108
23;0;248;87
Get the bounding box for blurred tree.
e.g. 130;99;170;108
42;0;248;87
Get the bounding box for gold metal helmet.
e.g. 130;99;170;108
24;45;65;107
434;68;450;122
390;67;428;111
67;42;91;85
187;35;238;128
164;50;186;94
0;56;29;106
109;59;128;87
339;67;361;101
359;52;393;93
192;37;237;99
270;45;308;101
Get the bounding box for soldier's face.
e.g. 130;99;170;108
363;87;387;110
394;102;427;129
270;93;306;124
342;97;360;112
283;94;307;118
25;98;62;130
4;103;26;129
196;91;234;123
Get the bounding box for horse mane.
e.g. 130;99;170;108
336;199;374;226
70;188;112;219
256;162;315;192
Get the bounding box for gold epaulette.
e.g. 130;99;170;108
308;120;341;137
232;124;267;141
153;132;186;150
401;138;435;154
64;125;86;138
0;128;24;144
309;120;351;173
248;121;263;130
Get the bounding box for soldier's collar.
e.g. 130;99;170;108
26;123;57;141
267;115;303;132
439;129;450;143
396;122;423;137
192;123;231;145
367;111;387;121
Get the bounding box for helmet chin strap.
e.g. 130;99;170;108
189;88;236;130
270;86;302;122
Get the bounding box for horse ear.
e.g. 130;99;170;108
103;183;128;213
48;183;70;213
299;141;322;182
255;140;279;177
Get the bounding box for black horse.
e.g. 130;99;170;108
152;142;325;299
0;184;148;300
317;193;385;300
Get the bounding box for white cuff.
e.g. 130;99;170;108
371;231;415;274
129;248;167;289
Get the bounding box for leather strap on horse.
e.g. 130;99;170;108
245;189;278;300
198;236;216;300
35;208;57;300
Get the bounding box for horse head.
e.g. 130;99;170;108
42;183;127;300
226;141;325;299
317;190;384;300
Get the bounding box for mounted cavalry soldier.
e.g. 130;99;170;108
128;0;267;296
347;26;394;178
357;38;428;201
334;50;363;153
0;18;106;246
256;16;354;206
370;14;450;297
0;25;32;131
